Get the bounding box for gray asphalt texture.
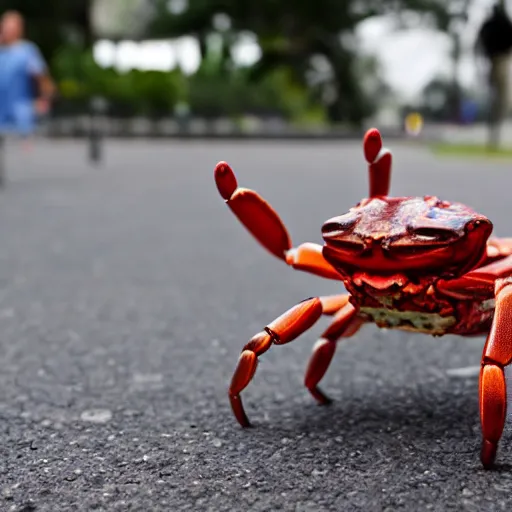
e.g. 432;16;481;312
1;138;512;512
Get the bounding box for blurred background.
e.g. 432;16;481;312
3;3;512;507
2;0;512;143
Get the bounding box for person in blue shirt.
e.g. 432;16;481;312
0;10;55;139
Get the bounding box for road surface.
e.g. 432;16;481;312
0;138;511;511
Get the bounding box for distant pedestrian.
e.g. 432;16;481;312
0;10;55;147
475;2;512;148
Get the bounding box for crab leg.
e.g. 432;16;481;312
486;237;512;263
214;162;342;281
305;301;363;404
320;294;351;315
436;254;512;467
437;254;512;300
480;277;512;468
363;128;392;197
229;298;323;427
229;295;356;427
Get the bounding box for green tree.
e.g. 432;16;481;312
148;0;455;126
52;45;188;116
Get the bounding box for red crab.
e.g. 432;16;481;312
214;128;512;469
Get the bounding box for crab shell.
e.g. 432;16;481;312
321;195;493;283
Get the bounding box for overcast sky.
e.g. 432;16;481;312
356;0;501;100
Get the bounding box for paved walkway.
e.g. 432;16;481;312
0;139;511;511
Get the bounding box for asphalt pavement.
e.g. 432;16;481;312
1;137;512;511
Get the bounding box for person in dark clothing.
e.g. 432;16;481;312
478;3;512;57
475;2;512;148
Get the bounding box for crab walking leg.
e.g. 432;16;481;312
319;294;351;315
486;237;512;263
305;302;363;404
214;162;341;281
229;297;327;427
437;254;512;300
479;277;512;468
363;128;392;197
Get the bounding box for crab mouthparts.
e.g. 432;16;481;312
353;272;408;292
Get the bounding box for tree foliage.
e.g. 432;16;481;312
51;43;325;123
148;0;454;126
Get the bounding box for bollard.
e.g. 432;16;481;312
174;102;191;135
0;135;5;188
88;96;108;166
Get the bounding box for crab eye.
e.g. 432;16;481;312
322;213;358;237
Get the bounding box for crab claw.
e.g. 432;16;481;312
363;128;392;198
214;161;342;280
214;161;292;260
215;161;238;200
363;128;382;163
